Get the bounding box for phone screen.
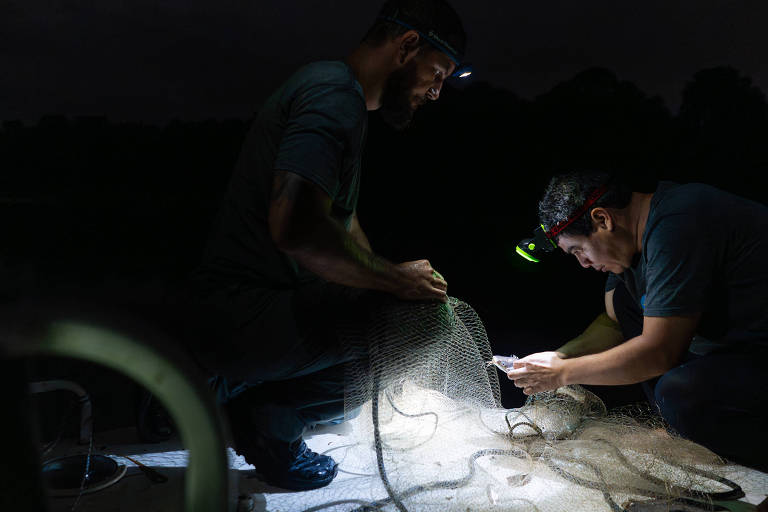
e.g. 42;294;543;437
491;355;519;373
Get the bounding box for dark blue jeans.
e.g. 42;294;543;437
612;282;768;470
185;279;377;443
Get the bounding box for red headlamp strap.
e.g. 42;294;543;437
545;184;608;239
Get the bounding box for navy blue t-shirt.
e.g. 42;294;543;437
195;61;367;291
606;181;768;350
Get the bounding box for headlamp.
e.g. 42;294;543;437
378;15;472;80
516;184;609;263
516;224;557;263
450;63;473;79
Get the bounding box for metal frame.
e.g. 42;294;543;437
4;320;233;512
30;379;93;445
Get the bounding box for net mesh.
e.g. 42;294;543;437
278;297;761;511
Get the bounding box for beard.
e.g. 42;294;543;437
379;59;424;131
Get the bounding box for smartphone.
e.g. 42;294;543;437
491;355;519;373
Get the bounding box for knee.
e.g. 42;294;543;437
653;368;703;435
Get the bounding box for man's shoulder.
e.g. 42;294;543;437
647;182;723;230
650;181;768;231
288;61;364;98
652;181;748;212
643;181;768;258
653;181;714;206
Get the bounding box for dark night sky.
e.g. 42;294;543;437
3;0;768;123
5;2;768;416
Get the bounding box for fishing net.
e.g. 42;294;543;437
272;297;758;512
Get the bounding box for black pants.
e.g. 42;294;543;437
185;279;379;443
612;282;768;470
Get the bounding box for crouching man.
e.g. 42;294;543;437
509;172;768;470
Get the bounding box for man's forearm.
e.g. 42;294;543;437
282;214;404;293
268;171;446;301
556;313;624;358
348;213;372;252
509;315;697;394
562;334;671;386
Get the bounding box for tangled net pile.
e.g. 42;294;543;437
285;297;762;512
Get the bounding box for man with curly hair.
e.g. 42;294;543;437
509;172;768;470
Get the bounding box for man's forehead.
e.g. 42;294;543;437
440;54;457;75
423;47;456;74
556;233;586;253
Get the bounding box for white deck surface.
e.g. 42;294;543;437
45;423;768;512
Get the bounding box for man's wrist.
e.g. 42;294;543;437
559;357;575;387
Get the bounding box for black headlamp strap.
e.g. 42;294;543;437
534;224;557;249
377;15;462;66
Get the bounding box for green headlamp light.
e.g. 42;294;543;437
516;182;610;263
515;224;557;263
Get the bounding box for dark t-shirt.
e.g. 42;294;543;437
194;61;367;294
606;181;768;350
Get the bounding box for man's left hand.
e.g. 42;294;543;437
506;351;567;395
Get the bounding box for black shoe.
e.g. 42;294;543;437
231;427;338;490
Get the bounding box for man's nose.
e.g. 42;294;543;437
427;80;444;101
576;254;591;268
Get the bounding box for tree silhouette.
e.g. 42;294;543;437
1;65;766;335
675;66;768;200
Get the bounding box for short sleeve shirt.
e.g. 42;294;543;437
196;61;368;290
606;182;768;348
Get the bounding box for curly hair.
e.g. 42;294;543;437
538;172;633;240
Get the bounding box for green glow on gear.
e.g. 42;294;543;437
528;243;536;250
516;246;540;263
542;223;558;249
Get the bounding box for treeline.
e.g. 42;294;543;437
1;65;767;321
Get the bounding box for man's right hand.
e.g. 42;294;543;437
393;260;448;303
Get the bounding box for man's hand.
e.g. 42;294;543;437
506;351;567;395
394;260;448;303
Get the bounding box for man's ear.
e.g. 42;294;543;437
397;30;421;64
591;207;614;232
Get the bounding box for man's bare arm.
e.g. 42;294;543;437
507;314;699;394
348;211;372;252
562;314;700;385
268;170;446;301
555;290;623;358
555;313;624;358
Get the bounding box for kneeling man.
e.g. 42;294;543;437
510;172;768;470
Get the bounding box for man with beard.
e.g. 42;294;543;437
185;0;468;491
